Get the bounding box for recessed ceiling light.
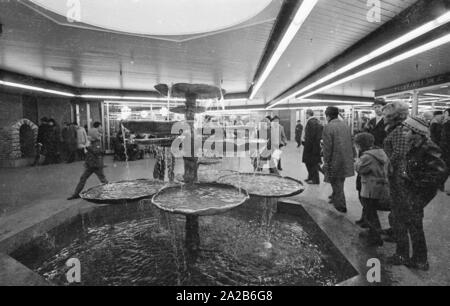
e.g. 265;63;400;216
0;80;75;97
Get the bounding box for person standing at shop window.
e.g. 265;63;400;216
322;107;355;213
295;120;303;148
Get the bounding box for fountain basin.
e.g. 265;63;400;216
10;199;358;286
151;183;249;216
80;179;167;203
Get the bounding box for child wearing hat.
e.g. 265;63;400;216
391;116;448;270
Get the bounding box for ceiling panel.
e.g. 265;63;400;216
255;0;417;102
0;0;282;94
319;42;450;98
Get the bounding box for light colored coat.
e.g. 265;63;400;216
355;148;391;200
322;119;355;180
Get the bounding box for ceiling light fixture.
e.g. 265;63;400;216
296;99;372;105
424;93;450;98
0;80;75;97
267;11;450;109
249;0;318;99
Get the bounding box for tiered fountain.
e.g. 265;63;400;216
81;83;305;263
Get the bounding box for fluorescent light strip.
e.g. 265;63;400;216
0;80;75;97
424;93;450;98
80;95;187;101
268;11;450;109
278;34;450;107
249;0;318;99
297;99;372;105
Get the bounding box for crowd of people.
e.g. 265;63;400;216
294;102;449;271
34;118;103;166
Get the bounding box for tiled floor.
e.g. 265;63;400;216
0;142;449;285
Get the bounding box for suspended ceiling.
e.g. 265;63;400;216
0;0;449;107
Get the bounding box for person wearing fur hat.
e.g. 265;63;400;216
355;133;391;247
394;117;448;271
382;101;410;265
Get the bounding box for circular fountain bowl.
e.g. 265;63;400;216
151;183;249;216
217;173;304;198
80;179;167;203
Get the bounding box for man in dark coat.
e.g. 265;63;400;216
302;109;323;185
322;107;355;213
33;117;49;166
42;119;60;165
295;120;303;148
365;99;388;147
440;108;450;196
62;122;78;163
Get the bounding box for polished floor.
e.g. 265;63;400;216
0;142;449;286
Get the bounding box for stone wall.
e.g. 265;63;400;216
0;92;24;164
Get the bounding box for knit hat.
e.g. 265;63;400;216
402;116;430;136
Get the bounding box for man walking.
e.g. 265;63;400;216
302;109;323;185
322;107;355;213
67;139;108;200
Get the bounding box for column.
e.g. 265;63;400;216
412;90;419;116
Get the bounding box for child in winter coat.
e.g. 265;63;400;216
355;133;391;246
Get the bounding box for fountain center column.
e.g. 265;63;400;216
183;92;200;258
